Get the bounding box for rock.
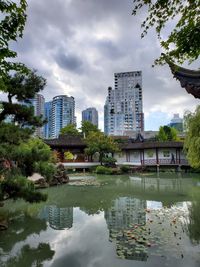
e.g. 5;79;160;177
0;220;8;231
34;178;49;188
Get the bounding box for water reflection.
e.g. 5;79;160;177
129;176;193;194
105;197;147;261
187;188;200;244
104;195;199;263
5;243;54;267
39;205;73;230
0;175;200;267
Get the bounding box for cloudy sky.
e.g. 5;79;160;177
10;0;200;130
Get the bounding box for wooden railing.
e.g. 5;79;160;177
141;159;189;165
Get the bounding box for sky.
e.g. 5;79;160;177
7;0;200;130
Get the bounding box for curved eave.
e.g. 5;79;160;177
166;60;200;98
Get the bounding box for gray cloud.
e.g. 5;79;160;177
8;0;200;130
55;52;84;73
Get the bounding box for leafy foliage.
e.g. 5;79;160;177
0;70;46;127
0;175;47;203
80;121;100;137
85;132;120;165
132;0;200;65
120;165;131;173
156;125;179;141
0;0;28;75
184;106;200;169
15;138;53;176
34;162;56;182
60;124;80;136
64;151;74;161
95;166;113;175
0;1;49;204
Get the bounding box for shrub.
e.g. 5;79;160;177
34;162;56;182
102;157;117;167
0;175;47;202
120;165;130;173
96;166;113;175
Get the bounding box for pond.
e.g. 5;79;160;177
0;173;200;267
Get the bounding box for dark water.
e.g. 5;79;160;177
0;173;200;267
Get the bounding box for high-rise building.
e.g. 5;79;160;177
168;113;183;132
51;95;75;138
20;93;45;138
104;71;144;135
82;107;98;127
34;94;45;138
44;101;52;139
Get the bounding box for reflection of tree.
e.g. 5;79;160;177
187;189;200;243
105;197;147;261
6;243;54;267
39;205;73;230
0;214;47;252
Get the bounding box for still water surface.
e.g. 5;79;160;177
0;173;200;267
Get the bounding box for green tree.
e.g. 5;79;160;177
0;1;49;205
85;132;119;165
184;106;200;169
80;121;100;137
60;124;80;136
156;125;179;141
64;151;74;161
0;0;28;75
15;138;53;177
0;70;46;127
132;0;200;65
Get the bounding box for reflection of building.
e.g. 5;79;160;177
129;177;193;194
105;197;146;230
82;107;98;127
105;197;147;261
39;205;73;230
104;71;144;136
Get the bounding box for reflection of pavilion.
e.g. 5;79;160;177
39;205;73;230
105;197;147;261
129;177;193;193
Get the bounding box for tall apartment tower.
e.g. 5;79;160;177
104;71;144;135
34;94;45;138
44;101;52;139
51;95;75;138
82;107;98;127
20;94;45;138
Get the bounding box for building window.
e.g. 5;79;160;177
163;150;170;157
146;150;154;158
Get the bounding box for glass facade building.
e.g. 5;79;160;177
104;71;144;136
51;95;75;138
82;107;98;127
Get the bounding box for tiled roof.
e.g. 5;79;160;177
44;135;86;147
121;141;184;150
166;57;200;99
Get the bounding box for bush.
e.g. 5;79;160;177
95;166;113;175
102;157;117;167
120;165;130;173
0;175;47;202
34;162;56;182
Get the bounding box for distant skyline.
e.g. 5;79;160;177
2;0;199;130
